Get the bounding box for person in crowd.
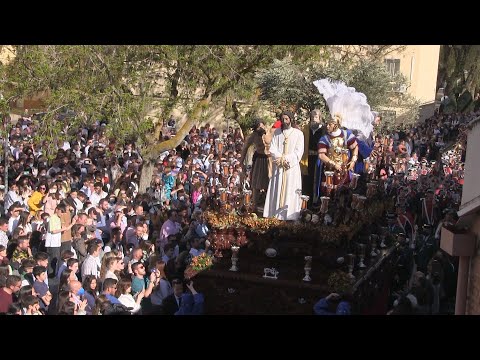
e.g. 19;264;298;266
0;275;22;313
162;278;185;315
313;292;351;315
174;280;204;315
116;277;144;314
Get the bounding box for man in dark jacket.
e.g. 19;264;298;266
162;278;184;315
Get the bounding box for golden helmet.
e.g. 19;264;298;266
326;113;342;128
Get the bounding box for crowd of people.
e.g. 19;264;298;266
0;102;475;315
0;116;219;315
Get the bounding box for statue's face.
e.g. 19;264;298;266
311;112;322;124
326;121;337;133
281;115;292;129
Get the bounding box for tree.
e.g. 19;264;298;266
256;53;419;130
438;45;480;103
2;45;325;191
438;45;480;94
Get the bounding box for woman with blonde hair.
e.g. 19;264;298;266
99;253;122;282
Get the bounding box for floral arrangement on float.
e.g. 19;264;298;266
204;211;282;233
204;195;395;251
184;253;214;279
191;253;214;271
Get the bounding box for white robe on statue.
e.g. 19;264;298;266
263;127;304;220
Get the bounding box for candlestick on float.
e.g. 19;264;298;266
350;173;360;190
216;138;224;156
380;226;388;248
324;171;334;197
218;188;228;213
320;196;330;214
218;161;226;185
303;256;313;282
347;253;356;280
229;245;240;272
300;195;310;210
357;244;366;268
243;189;252;213
370;234;378;257
363;158;370;179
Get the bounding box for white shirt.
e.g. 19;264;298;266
73;198;84;211
81;254;100;279
118;294;141;314
158;151;170;162
45;215;62;248
4;190;23;214
8;216;19;236
105;270;118;281
0;230;9;248
89;191;108;207
175;157;183;169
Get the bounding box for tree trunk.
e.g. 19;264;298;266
139;156;156;194
147;98;226;158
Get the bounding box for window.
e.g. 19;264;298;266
384;59;400;77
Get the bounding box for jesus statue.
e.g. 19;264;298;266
263;111;304;221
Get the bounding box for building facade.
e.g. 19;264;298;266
383;45;440;121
